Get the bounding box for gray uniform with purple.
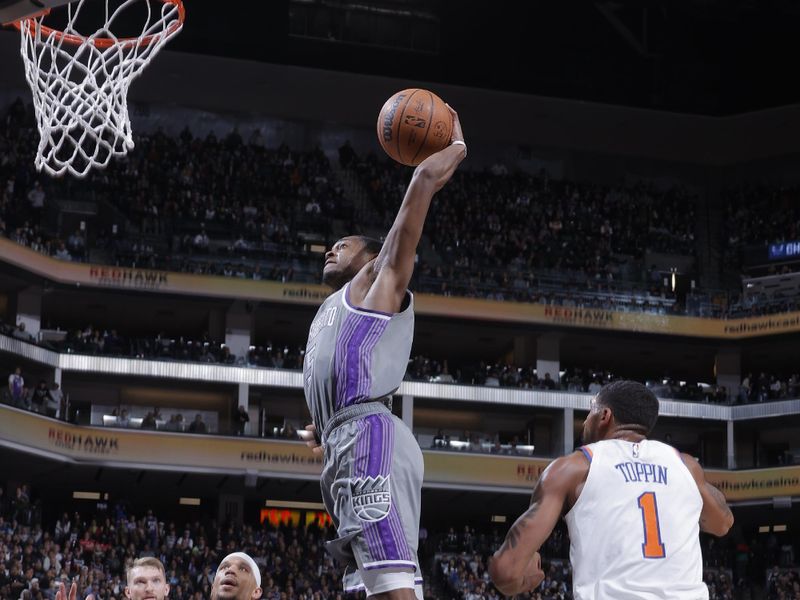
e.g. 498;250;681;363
303;282;423;594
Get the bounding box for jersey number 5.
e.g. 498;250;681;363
637;491;666;559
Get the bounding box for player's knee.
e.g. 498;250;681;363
360;567;421;600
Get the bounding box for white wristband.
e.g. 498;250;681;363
451;140;467;157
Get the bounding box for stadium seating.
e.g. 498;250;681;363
3;99;800;319
0;487;791;599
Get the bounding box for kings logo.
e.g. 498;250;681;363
351;475;391;522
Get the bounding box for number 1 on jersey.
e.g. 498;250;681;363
637;491;666;559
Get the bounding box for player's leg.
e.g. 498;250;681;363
356;567;419;599
349;412;424;599
325;407;424;598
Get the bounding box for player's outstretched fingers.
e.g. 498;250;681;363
55;582;78;600
445;103;465;147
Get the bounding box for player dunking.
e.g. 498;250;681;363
489;380;734;599
301;107;466;599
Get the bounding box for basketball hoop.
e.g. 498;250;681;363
12;0;185;178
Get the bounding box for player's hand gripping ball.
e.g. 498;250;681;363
376;88;453;166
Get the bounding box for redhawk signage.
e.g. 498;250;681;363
88;267;168;289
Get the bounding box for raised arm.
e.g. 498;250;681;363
352;107;466;314
682;453;734;537
488;453;587;596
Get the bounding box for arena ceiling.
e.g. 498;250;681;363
171;0;800;116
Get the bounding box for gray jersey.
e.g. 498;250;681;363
303;282;414;434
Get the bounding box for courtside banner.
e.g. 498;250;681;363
422;451;550;490
414;295;800;339
0;405;323;477
704;466;800;502
3;238;800;338
1;407;797;498
0;238;331;306
0;405;544;491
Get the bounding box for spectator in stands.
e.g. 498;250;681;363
432;429;445;448
164;413;184;432
339;140;357;168
141;411;157;430
714;386;728;404
66;229;86;260
54;511;71;542
431;361;456;384
485;369;500;387
769;376;783;400
117;408;130;428
12;322;33;342
740;373;752;403
193;228;210;253
12;484;31;525
220;345;236;365
31;380;53;415
54;242;71;261
540;373;557;390
26;181;45;218
234;405;250;436
44;382;62;418
7;366;25;408
188;414;207;434
281;422;297;439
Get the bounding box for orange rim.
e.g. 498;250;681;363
12;0;184;48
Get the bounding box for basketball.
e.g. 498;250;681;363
376;88;453;166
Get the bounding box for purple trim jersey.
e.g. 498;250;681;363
303;283;414;435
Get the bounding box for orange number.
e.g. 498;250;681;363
637;491;666;559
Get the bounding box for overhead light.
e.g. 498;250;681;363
490;515;507;523
179;497;201;506
773;524;787;532
265;500;325;510
758;526;770;533
310;244;326;253
73;491;101;500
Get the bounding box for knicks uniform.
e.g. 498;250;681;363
565;439;706;600
303;282;424;596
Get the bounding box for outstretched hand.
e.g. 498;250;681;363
55;582;95;600
298;423;323;456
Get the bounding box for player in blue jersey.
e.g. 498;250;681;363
301;107;466;599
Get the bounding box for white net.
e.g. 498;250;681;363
18;0;184;178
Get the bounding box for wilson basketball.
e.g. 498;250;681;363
376;88;453;166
